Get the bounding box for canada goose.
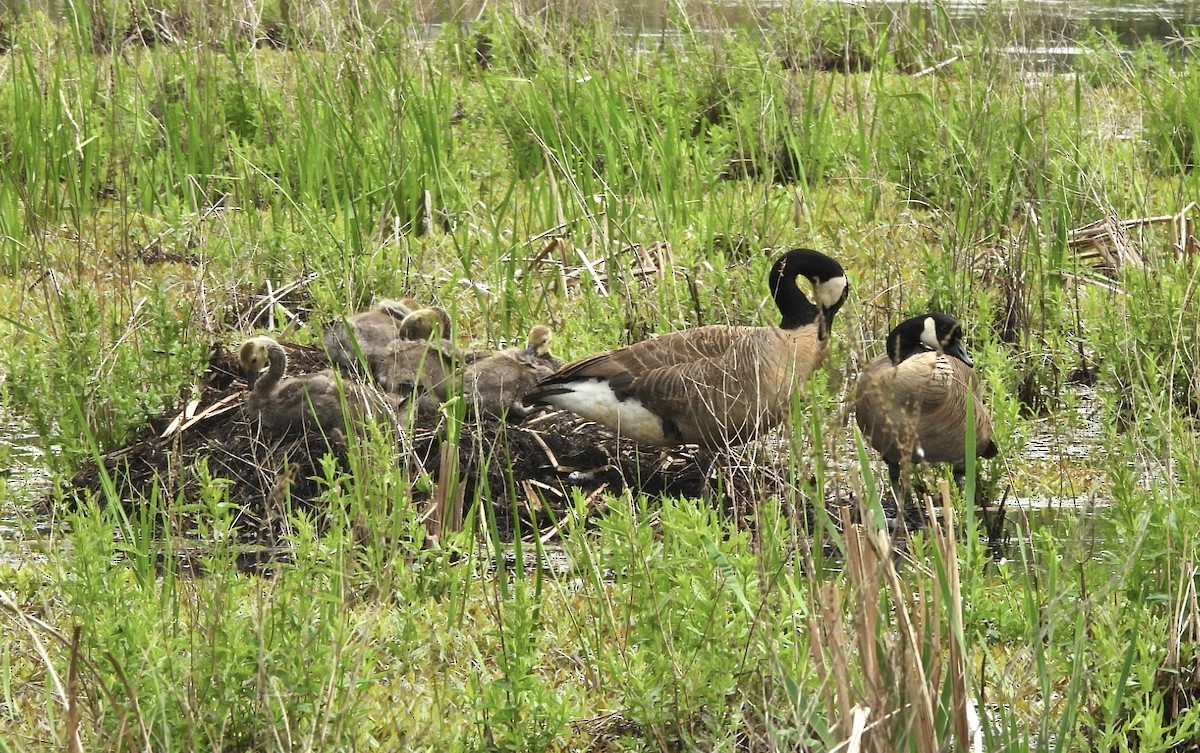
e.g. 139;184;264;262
324;299;411;370
462;325;561;417
853;312;998;493
369;308;460;401
238;335;396;437
525;248;849;447
323;300;450;370
518;324;562;370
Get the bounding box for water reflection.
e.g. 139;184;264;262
0;405;54;566
0;0;1196;45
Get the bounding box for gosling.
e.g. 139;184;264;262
324;299;449;370
368;308;460;402
462;325;561;418
238;335;395;438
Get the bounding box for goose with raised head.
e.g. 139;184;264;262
518;324;562;370
853;312;997;492
462;324;561;418
238;335;396;437
369;308;460;401
525;248;849;448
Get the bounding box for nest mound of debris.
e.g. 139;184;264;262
69;341;803;547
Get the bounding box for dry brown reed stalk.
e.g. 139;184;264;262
66;625;83;753
1163;557;1200;723
841;508;884;711
425;438;465;540
1176;202;1198;258
1068;216;1143;275
808;581;854;728
520;234;672;300
924;479;978;753
808;481;982;751
878;525;938;753
1069;204;1198;277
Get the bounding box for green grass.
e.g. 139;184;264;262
2;0;1200;749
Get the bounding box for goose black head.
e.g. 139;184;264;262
886;312;973;367
768;248;850;335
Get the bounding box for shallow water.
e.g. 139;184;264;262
2;0;1197;43
0;405;55;566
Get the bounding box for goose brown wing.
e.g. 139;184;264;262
916;357;982;416
853;354;898;422
548;325;746;386
665;354;802;443
955;358;997;457
854;354;920;463
913;356;994;463
619;330;798;443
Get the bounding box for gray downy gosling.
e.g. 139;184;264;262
239;335;396;438
369;307;460;403
462;324;561;418
323;298;416;371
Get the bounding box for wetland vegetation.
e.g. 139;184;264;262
1;0;1200;749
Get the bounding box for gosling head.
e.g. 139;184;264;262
398;307;451;340
523;325;553;358
238;335;281;390
886;312;973;367
374;299;414;320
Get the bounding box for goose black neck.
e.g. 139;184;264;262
886;317;925;365
770;248;844;331
886;313;965;366
888;335;931;365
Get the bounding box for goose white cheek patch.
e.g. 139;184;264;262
920;316;941;351
811;275;848;309
544;380;667;444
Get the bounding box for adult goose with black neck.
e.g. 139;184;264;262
854;312;998;493
525;248;849;448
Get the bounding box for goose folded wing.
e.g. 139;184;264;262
623;355;793;439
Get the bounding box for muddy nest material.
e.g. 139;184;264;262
68;341;800;544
